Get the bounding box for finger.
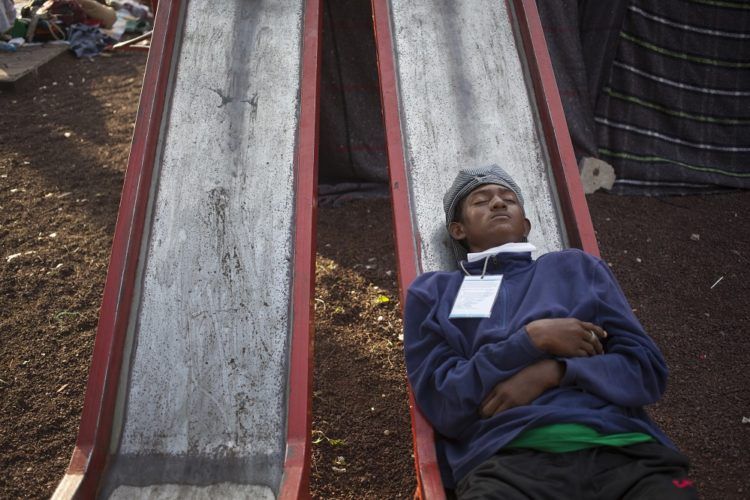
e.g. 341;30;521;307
493;393;517;415
494;399;511;416
581;322;607;338
591;338;604;354
480;389;493;408
579;329;604;355
575;348;590;358
578;339;596;356
480;392;501;419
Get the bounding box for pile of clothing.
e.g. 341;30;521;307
0;0;153;57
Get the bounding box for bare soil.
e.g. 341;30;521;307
1;51;148;499
1;51;748;500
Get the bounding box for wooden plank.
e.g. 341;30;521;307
0;44;68;83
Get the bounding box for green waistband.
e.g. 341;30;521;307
506;423;654;453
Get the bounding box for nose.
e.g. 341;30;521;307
490;194;507;209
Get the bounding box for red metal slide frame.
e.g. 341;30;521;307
371;0;598;498
53;0;322;497
279;0;323;497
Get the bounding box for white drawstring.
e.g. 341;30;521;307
459;255;491;278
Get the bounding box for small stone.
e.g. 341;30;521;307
63;132;72;138
6;251;36;262
690;233;700;241
579;157;616;194
636;257;642;263
383;430;390;436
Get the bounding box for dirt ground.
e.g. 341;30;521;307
1;51;748;499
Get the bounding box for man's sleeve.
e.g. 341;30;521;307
559;260;668;406
404;288;545;439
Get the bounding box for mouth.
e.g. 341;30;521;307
490;214;511;220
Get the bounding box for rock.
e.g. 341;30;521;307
579;157;616;194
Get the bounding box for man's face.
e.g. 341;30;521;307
448;184;530;253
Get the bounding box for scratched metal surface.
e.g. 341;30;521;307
388;0;566;272
109;483;274;500
101;0;305;496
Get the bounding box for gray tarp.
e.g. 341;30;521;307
319;0;749;197
319;0;388;205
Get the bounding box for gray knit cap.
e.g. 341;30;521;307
443;164;524;262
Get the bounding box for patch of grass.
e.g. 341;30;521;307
312;430;346;447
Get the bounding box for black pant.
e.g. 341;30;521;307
456;443;697;500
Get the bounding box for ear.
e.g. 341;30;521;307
448;221;467;242
523;218;531;238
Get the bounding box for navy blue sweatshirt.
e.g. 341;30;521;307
404;249;674;487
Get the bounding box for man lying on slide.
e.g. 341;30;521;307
404;164;697;499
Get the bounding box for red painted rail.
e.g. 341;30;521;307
278;0;322;497
372;0;598;498
52;1;182;497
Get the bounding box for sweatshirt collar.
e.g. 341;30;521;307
466;242;537;262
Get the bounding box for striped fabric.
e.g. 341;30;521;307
595;0;750;195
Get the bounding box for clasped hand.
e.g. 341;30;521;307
479;318;607;419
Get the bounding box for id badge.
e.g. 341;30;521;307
449;275;503;319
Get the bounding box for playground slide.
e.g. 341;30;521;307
53;0;321;498
372;0;599;497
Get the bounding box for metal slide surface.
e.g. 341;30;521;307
373;0;598;497
54;0;321;498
